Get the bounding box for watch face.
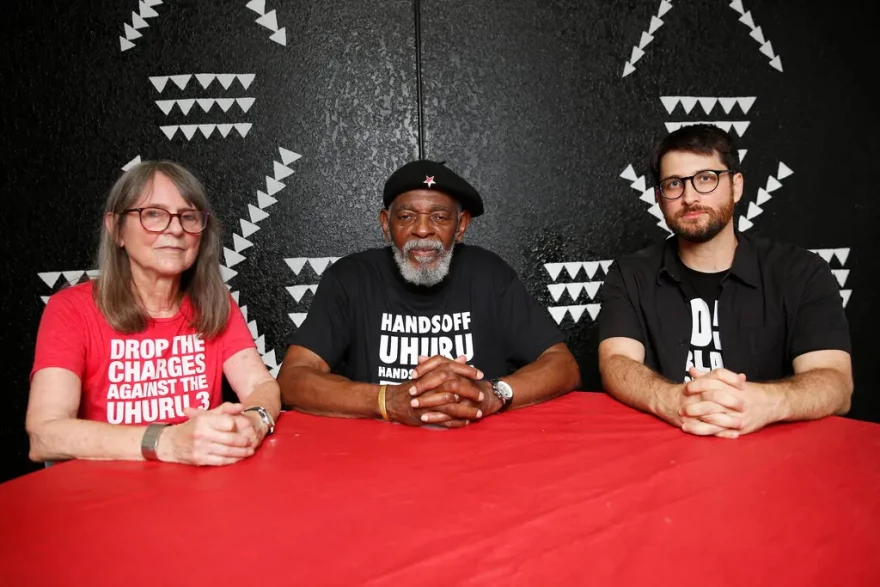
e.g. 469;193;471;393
495;380;513;400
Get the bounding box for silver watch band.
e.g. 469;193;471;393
243;406;275;435
141;423;170;461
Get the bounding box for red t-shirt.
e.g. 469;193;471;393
31;281;255;425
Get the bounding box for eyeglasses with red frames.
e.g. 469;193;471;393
123;207;209;234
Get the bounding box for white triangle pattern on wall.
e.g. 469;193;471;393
806;248;854;308
149;73;257;140
284;255;342;376
729;0;783;72
246;0;288;46
621;1;672;77
620;2;782;75
217;146;304;374
620;162;670;234
120;0;164;52
542;257;615;323
737;162;793;233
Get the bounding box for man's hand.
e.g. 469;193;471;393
415;355;508;427
681;367;782;438
416;380;506;428
409;355;484;394
159;402;256;466
650;371;730;437
383;355;493;428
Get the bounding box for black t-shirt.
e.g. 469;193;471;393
287;243;565;384
677;260;727;381
598;232;851;383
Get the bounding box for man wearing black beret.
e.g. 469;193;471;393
278;160;580;428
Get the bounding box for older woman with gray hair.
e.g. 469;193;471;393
27;161;280;466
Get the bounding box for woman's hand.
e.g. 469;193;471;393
158;402;256;466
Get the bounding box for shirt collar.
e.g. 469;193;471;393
658;237;682;284
657;232;759;288
728;232;760;287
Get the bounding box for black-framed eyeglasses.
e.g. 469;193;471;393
657;169;736;201
123;207;209;234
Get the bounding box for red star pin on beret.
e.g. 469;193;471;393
383;160;484;216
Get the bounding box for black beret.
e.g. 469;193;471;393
383;160;484;217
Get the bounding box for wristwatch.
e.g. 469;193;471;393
141;423;169;461
243;406;275;435
490;379;514;409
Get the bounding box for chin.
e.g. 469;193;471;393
156;262;194;276
408;257;438;268
408;263;437;274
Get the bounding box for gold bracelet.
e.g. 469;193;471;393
378;385;389;421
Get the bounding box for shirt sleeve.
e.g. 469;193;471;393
789;255;851;359
287;269;352;368
499;276;566;365
598;260;645;343
31;293;88;381
220;295;257;362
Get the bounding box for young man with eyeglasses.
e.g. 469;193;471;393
278;160;580;428
598;124;852;438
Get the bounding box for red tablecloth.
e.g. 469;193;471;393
1;392;878;586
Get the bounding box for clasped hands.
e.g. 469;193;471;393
384;355;503;429
673;367;777;439
159;402;270;466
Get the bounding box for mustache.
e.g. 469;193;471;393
678;205;713;217
402;239;444;254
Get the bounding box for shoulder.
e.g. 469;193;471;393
611;240;667;276
738;233;841;304
455;244;514;271
312;248;394;297
453;244;519;285
324;247;389;278
39;282;99;334
747;234;829;278
46;281;96;311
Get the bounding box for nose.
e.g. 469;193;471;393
411;214;434;238
165;215;185;235
681;179;702;205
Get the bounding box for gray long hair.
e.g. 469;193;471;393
94;161;229;337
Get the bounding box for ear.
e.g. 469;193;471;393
732;172;744;204
455;210;471;242
378;208;390;241
104;212;123;247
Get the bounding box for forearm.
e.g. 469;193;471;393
27;419;149;462
241;379;282;423
757;368;852;422
278;365;381;418
600;354;680;423
503;348;580;409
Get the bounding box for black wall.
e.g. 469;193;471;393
2;0;876;482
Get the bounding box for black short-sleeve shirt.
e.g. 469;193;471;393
288;244;565;384
598;232;851;383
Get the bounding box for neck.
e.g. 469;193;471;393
130;267;182;318
677;223;738;273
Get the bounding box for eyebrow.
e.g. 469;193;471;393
661;171;708;181
138;204;199;211
394;205;453;213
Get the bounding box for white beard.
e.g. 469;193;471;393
393;238;455;287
